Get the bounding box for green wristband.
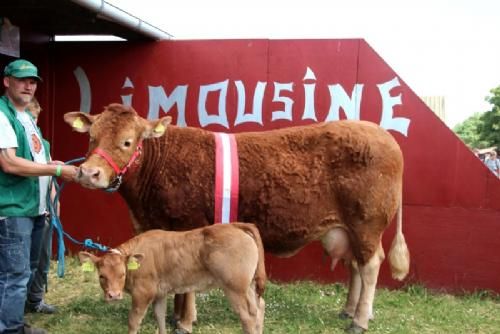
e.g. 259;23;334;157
55;165;62;177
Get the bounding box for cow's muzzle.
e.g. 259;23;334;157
76;164;108;189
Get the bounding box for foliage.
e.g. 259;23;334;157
454;85;500;149
453;112;488;148
26;257;500;334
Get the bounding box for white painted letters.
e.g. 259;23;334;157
325;84;364;121
271;82;294;122
147;85;188;127
234;81;266;126
378;77;409;136
199;80;229;128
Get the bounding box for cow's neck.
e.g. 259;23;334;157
118;126;216;231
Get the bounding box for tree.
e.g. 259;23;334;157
453;113;488;148
453;85;500;149
478;86;500;148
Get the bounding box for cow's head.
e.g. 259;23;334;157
64;103;171;189
78;250;144;302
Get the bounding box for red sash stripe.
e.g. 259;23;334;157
214;133;239;224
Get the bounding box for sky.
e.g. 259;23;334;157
107;0;500;128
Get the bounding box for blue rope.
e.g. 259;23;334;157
47;157;110;278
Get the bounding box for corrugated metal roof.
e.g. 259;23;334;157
0;0;172;41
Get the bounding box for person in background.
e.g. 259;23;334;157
484;150;500;178
472;148;482;161
0;59;77;334
24;97;58;315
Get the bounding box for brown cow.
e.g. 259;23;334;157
78;223;266;334
64;103;409;333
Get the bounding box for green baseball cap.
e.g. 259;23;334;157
4;59;42;81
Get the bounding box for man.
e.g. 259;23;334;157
0;59;77;334
24;97;57;315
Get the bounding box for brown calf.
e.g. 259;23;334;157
79;223;266;334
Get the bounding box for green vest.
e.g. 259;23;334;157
0;95;51;217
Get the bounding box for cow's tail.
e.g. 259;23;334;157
387;196;410;281
234;223;267;297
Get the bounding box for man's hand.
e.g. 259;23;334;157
59;164;78;182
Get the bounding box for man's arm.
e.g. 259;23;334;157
0;147;77;182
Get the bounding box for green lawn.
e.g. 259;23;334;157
26;257;500;333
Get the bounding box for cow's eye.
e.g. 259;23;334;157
124;140;132;148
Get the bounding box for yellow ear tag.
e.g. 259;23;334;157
127;259;140;271
82;261;94;272
72;117;84;130
153;123;165;135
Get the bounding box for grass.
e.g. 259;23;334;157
26;257;500;333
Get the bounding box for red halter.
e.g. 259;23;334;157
91;141;143;191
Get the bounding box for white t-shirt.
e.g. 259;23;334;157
0;110;50;215
0;111;17;149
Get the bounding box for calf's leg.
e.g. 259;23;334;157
128;295;154;334
153;296;168;334
175;292;197;333
255;295;265;334
224;287;261;334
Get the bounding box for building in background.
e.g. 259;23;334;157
421;96;446;123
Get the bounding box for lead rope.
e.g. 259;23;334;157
47;157;110;278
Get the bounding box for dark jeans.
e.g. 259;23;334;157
0;216;45;333
27;218;51;305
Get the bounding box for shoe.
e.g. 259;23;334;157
22;323;47;334
25;300;58;314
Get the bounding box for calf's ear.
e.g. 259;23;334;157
78;251;99;272
143;116;172;139
127;253;145;271
78;251;99;264
64;112;98;133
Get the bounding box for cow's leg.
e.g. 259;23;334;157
128;295;154;334
152;296;168;334
349;242;385;333
175;292;197;333
342;260;361;319
224;288;260;334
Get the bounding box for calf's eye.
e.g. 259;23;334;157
124;140;132;148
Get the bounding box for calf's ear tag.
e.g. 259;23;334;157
127;259;140;271
154;123;165;135
82;261;94;272
73;117;84;129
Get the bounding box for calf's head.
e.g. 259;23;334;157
64;103;171;189
78;251;144;302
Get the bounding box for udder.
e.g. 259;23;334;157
321;227;353;271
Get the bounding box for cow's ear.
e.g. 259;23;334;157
127;253;145;271
143;116;172;139
64;112;97;133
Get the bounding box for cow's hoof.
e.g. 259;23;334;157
339;310;353;319
172;329;191;334
346;323;366;334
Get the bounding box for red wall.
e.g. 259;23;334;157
49;39;500;293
